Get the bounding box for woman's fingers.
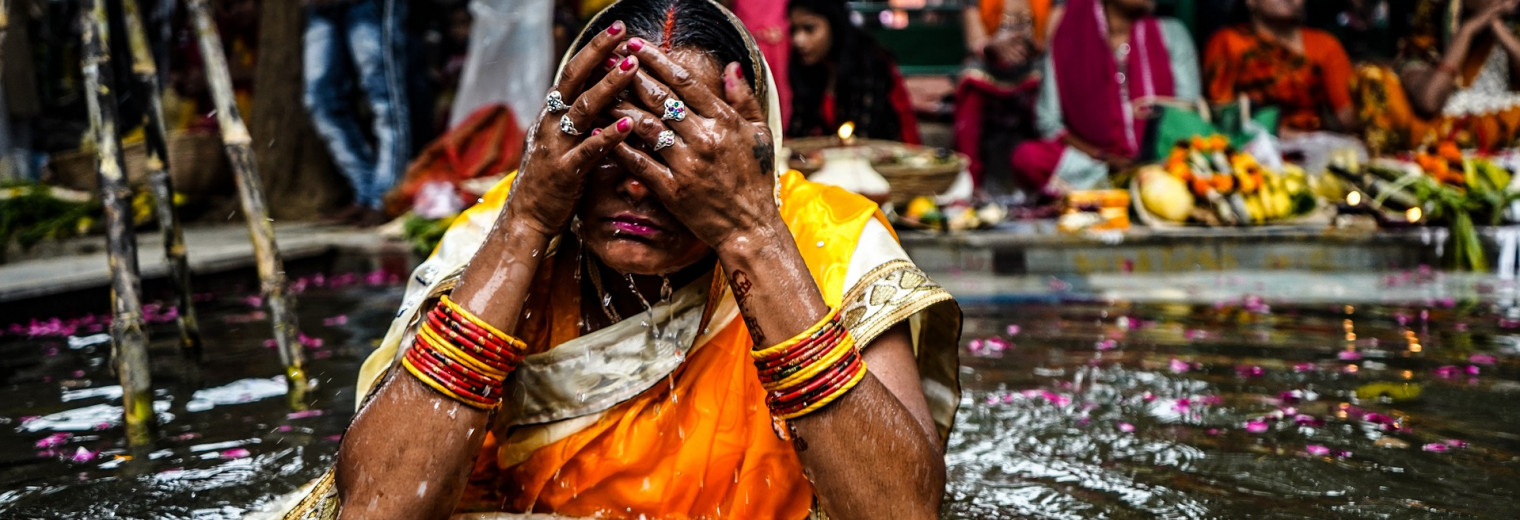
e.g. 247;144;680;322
563;56;642;137
606;104;691;160
552;21;628;102
566;117;635;168
625;69;701;131
721;62;766;125
621;37;736;120
609;141;679;198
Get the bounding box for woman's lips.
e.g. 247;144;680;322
606;214;664;238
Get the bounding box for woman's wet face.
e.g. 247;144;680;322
789;8;832;66
575;48;729;276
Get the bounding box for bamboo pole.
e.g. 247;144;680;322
122;0;203;359
188;0;307;406
80;0;153;446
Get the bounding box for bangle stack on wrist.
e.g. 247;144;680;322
401;294;527;409
751;308;868;420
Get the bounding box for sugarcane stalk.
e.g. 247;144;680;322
123;0;202;359
80;0;153;446
188;0;307;406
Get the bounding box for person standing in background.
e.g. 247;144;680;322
302;0;411;227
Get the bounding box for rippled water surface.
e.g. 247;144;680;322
3;266;1519;519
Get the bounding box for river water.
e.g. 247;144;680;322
2;264;1517;519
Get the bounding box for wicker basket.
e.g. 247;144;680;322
785;136;967;204
46;130;233;206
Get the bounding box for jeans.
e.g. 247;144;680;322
303;0;410;210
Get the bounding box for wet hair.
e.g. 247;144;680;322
786;0;903;142
574;0;759;93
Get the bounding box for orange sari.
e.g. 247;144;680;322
1203;26;1354;132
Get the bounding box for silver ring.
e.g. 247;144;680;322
545;91;570;113
654;130;676;150
661;98;687;122
559;114;581;136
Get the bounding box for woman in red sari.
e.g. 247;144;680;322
1010;0;1200;195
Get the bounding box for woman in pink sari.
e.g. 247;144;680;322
1011;0;1200;195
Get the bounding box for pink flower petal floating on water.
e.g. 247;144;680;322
220;448;252;459
1206;428;1223;436
1469;353;1497;365
323;315;349;327
1168;358;1192;373
1465;365;1480;376
1337;350;1363;361
287;409;324;419
1305;444;1331;456
1197;395;1223;406
263;339;278;348
1006;324;1021;336
35;433;72;449
1291;362;1317;373
1096;339;1118;351
985;337;1011;352
1235;365;1265;378
298;333;324;348
966;339;983;352
985;395;1001;405
1171;398;1191;412
1141;392;1158;403
1117;422;1136;433
1293;414;1325;427
1421;443;1449;453
242;295;264;308
1184;329;1207;340
70;447;96;462
1433;365;1463;379
1245;420;1270;434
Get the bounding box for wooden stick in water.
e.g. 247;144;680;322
80;0;153;446
122;0;203;359
188;0;308;406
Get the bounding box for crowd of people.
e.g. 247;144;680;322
937;0;1520;200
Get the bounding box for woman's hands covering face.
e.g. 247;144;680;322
605;38;781;250
507;22;641;238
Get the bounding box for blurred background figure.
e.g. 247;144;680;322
955;0;1051;197
787;0;921;144
1011;0;1199;196
446;0;553;136
1356;0;1520;153
302;0;411;227
723;0;794;126
1203;0;1357;135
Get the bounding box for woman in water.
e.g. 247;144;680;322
1010;0;1200;195
280;1;961;519
786;0;922;143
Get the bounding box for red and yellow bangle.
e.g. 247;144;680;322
401;295;527;410
750;309;867;420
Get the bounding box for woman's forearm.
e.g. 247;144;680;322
335;214;553;519
1406;29;1478;117
716;223;944;520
